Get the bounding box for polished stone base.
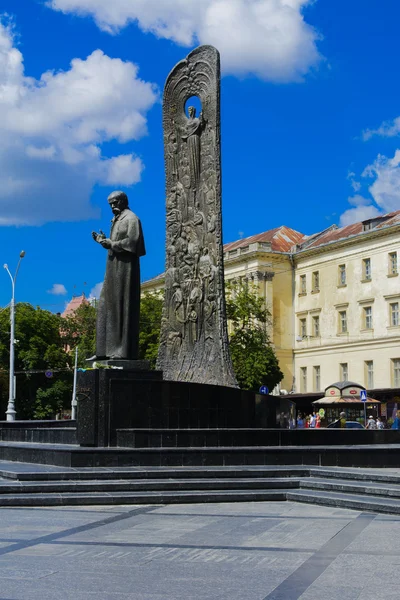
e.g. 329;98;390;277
76;370;260;447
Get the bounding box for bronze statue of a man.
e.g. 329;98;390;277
92;191;146;361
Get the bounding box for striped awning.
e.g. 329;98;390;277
312;397;380;405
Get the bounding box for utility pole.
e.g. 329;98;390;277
3;251;26;421
71;346;78;420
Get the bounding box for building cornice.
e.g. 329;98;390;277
294;334;400;354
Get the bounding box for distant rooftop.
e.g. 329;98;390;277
224;226;305;253
143;210;400;286
62;294;88;318
296;210;400;252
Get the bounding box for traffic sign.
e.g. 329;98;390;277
45;370;53;379
259;385;269;395
360;390;367;402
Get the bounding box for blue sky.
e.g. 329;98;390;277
1;0;400;311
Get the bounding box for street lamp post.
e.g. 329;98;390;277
3;251;26;421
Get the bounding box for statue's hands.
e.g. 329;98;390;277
92;230;106;243
99;238;112;250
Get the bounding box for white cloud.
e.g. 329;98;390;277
347;171;361;192
89;282;103;299
101;154;144;186
0;17;158;225
339;196;381;227
48;283;68;295
339;150;400;226
48;0;323;82
364;151;400;213
363;116;400;141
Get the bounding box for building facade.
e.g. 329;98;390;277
293;212;400;395
142;210;400;400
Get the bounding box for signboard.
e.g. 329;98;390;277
45;370;53;379
343;385;363;397
360;390;367;402
259;386;269;395
318;408;325;418
326;387;340;397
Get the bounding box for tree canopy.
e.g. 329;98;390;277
138;292;163;369
0;303;72;419
226;281;283;392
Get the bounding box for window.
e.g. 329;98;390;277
312;271;320;292
338;264;346;286
390;302;399;327
300;367;307;393
299;274;306;294
365;360;374;388
340;363;348;381
363;258;371;281
299;318;307;338
314;366;321;392
393;359;400;387
364;306;373;329
389;252;398;276
339;310;347;333
312;315;320;337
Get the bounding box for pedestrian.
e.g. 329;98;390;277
310;412;317;428
391;416;400;430
297;414;305;429
366;415;377;430
339;411;346;428
315;414;321;428
376;417;384;430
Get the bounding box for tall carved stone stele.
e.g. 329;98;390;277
157;45;238;388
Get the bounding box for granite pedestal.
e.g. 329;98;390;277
76;367;266;447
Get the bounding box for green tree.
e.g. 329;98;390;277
139;292;163;368
0;303;72;419
61;302;97;366
226;281;283;392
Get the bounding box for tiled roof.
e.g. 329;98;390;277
62;294;88;318
224;226;306;253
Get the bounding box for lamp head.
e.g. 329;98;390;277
3;264;8;270
19;251;26;259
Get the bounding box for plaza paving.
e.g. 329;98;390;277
0;501;398;600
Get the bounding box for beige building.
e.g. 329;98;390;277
293;211;400;395
142;210;400;397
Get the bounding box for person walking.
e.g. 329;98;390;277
366;415;377;430
376;417;384;430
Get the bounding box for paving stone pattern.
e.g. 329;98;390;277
0;501;397;599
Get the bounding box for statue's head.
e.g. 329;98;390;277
108;191;128;216
188;106;196;118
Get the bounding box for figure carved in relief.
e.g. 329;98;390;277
167;132;179;181
182;106;205;190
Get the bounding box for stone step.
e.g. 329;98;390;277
287;489;400;515
116;428;400;448
310;466;400;484
0;463;309;481
3;441;400;468
0;477;300;495
301;477;400;499
0;428;77;444
0;489;288;507
2;484;400;513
